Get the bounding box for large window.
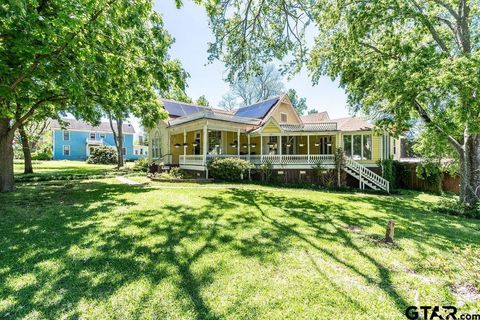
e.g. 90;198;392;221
63;130;70;141
343;135;352;157
343;134;372;160
152;131;161;159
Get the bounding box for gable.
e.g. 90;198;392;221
262;95;302;125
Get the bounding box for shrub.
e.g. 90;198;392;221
32;150;52;160
378;158;395;189
133;158;149;171
152;167;184;180
434;198;480;219
207;157;252;181
87;146;117;164
416;161;443;193
260;161;273;182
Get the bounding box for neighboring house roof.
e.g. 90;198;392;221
168;109;260;127
300;112;330;123
233;96;280;119
330;117;373;131
51;118;135;134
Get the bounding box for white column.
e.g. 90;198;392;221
183;129;186;165
247;135;251;161
203;125;208;166
260;134;263;162
307;135;310;162
237;128;240;157
167;132;171;164
278;135;282;164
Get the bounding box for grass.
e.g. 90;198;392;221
14;160;141;182
1;175;480;319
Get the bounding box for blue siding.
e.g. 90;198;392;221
53;129;136;161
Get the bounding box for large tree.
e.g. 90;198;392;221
287;88;309;115
202;0;480;207
0;0;186;191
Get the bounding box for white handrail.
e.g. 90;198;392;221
344;157;390;193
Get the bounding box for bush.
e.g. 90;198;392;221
378;158;395;189
152;167;184;180
434;198;480;219
32;150;52;160
260;161;273;182
87;146;117;164
207;157;252;181
133;158;149;171
416;161;443;193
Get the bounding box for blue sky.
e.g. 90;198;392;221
154;1;351;119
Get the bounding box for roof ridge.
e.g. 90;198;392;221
236;95;281;110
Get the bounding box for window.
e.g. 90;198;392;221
63;145;70;156
135;150;138;155
344;134;372;160
90;132;96;140
343;135;352;157
100;133;106;139
122;147;126;156
63;131;70;141
140;148;143;155
353;135;362;160
152;131;161;159
280;112;288;123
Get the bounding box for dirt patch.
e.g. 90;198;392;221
452;284;480;306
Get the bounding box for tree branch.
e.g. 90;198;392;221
413;99;463;152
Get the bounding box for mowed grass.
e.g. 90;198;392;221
14;160;138;182
1;178;480;319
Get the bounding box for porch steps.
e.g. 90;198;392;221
344;158;390;193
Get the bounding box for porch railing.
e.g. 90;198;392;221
179;154;336;166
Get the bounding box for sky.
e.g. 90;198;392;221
154;0;351;119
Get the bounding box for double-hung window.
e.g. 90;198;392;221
63;145;70;156
90;132;96;140
63;131;70;141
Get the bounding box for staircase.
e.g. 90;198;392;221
344;157;390;193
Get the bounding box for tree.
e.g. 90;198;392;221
308;109;319;115
196;95;210;107
202;0;480;207
230;63;285;105
286;89;309;115
0;0;186;192
14;119;51;174
219;93;238;111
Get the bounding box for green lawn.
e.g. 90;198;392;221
14;160;139;182
1;177;479;319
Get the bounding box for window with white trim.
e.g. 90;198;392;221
63;131;70;141
90;132;96;140
99;133;106;139
63;145;70;156
343;134;372;160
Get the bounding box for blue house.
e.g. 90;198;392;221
51;118;139;161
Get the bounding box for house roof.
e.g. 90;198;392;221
233;96;280;119
51;118;136;134
300;112;330;123
330;117;373;131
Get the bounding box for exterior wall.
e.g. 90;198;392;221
53;129;135;161
270;101;302;124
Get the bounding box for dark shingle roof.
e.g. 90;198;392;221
234;96;280;119
51;118;135;133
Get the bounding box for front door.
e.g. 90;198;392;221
319;136;333;154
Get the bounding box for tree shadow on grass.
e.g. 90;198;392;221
1;183;479;319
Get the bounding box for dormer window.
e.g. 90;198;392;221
280;112;288;123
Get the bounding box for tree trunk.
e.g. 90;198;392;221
459;134;480;207
18;123;33;174
117;118;124;168
384;220;395;244
0;118;15;192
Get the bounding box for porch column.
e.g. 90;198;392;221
260;134;263;163
237;128;240;157
278;135;282;163
167;132;171;164
183;129;186;165
307;135;310;162
247;135;251;161
203;125;208;166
